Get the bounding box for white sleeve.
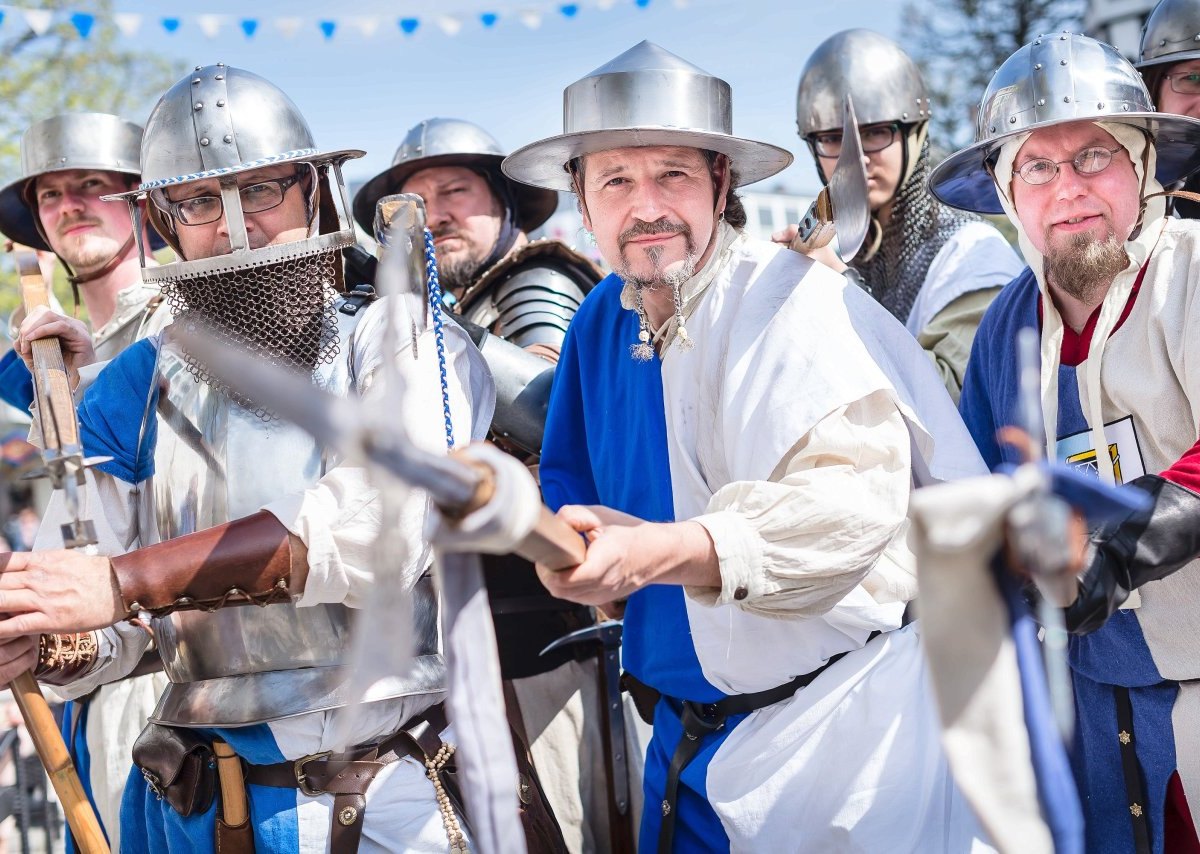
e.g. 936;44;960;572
687;389;912;618
263;300;494;608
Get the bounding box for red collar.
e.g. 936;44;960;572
1037;264;1147;367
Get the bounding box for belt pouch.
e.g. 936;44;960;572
132;722;217;817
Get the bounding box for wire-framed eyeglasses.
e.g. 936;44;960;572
1014;146;1123;186
810;123;901;159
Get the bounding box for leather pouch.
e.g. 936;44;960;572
131;723;217;817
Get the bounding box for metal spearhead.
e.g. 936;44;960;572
792;94;871;263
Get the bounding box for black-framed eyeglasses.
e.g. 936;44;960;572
159;170;307;226
1014;146;1123;186
810;123;901;159
1164;70;1200;95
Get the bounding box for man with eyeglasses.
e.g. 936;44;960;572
930;33;1200;852
0;66;493;853
1138;0;1200;219
785;30;1022;402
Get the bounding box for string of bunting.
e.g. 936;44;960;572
0;0;684;41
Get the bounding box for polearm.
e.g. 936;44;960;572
8;244;110;853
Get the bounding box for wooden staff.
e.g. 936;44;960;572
7;243;110;853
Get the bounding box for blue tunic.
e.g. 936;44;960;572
541;273;740;852
0;350;34;412
961;268;1176;854
78;340;301;851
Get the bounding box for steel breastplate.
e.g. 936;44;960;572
143;303;443;727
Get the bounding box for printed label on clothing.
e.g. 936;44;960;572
1056;415;1146;609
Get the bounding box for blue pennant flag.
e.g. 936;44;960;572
635;0;651;6
480;12;498;27
161;17;181;33
560;4;579;16
69;12;94;38
399;17;419;34
0;11;5;28
318;19;336;39
240;19;258;38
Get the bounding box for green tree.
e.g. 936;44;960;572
0;0;181;319
901;0;1087;154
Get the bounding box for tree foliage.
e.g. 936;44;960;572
901;0;1088;153
0;0;181;318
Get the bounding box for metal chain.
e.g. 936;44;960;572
423;228;456;451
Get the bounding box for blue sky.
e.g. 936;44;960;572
95;0;905;194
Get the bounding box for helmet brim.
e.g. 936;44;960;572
351;152;559;235
928;113;1200;213
501;127;793;192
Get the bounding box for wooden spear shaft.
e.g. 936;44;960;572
8;245;110;854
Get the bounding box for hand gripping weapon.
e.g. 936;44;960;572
178;197;584;854
6;244;110;853
791;94;871;263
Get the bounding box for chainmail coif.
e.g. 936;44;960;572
154;246;342;418
852;137;982;325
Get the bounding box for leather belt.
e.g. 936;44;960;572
243;704;463;853
653;636;877;854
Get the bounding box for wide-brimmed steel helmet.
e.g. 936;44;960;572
353;118;558;234
1138;0;1200;69
0;113;147;252
503;41;792;192
928;32;1200;213
106;63;364;276
795;29;931;137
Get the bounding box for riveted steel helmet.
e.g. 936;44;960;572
1138;0;1200;69
503;40;792;192
795;29;931;137
0;113;144;252
353;118;558;235
929;32;1200;213
107;63;364;269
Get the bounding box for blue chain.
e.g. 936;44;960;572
423;228;456;451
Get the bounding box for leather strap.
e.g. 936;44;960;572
656;636;876;854
1115;686;1152;854
244;705;457;854
110;510;294;619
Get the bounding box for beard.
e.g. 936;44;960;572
1043;230;1129;305
55;220;124;273
616;219;699;290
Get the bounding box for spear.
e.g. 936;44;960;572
6;244;110;853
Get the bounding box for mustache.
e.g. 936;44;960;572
618;219;690;249
57;215;102;237
430;225;465;242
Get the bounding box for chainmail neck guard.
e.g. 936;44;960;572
851;137;982;324
150;242;344;418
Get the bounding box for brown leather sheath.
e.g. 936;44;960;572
110;510;294;619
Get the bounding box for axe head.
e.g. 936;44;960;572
826;94;870;263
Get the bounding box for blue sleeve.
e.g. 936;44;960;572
0;350;34;412
540;315;599;512
78;339;159;484
959;322;1003;470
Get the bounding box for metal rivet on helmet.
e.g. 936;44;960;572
1035;63;1043;69
1060;59;1068;66
223;134;233;143
200;138;210;146
217;99;225;107
194;103;204;111
192;78;200;85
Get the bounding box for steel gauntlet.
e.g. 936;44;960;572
1066;474;1200;635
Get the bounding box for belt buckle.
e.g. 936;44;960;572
293;750;332;797
141;767;164;800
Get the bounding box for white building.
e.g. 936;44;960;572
1087;0;1157;58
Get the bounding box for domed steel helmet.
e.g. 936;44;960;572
353;118;558;234
503;41;792;192
0;113;151;252
795;29;931;138
1138;0;1200;69
928;32;1200;213
107;63;364;275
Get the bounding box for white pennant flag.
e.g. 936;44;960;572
350;16;380;37
113;12;142;36
23;8;53;35
196;14;223;38
275;16;302;38
435;15;461;35
518;10;542;28
673;0;689;6
596;0;616;10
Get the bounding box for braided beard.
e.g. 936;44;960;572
851;137;983;324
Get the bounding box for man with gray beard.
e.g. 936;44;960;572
932;33;1200;851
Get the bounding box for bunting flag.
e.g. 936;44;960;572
0;0;669;42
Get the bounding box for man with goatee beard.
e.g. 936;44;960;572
931;32;1200;853
0;114;170;408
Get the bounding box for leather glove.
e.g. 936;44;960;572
1066;474;1200;635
